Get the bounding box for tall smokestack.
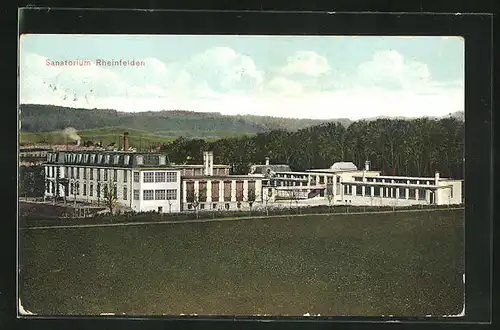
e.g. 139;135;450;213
203;151;208;175
265;157;270;166
203;151;214;176
123;132;129;151
208;151;213;176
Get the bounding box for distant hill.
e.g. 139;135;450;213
19;104;350;138
361;111;464;122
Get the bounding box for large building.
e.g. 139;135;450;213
43;147;264;213
44;150;183;212
257;160;463;207
42;139;463;214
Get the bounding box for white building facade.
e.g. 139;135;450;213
44;151;183;213
257;160;463;207
131;169;182;213
181;175;264;212
43;151;463;215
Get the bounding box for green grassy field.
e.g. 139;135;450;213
20;127;243;146
20;127;177;146
19;209;464;316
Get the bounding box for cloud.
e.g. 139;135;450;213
266;77;304;95
19;47;462;120
277;51;331;77
355;50;431;90
182;46;264;92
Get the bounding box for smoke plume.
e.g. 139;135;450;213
61;127;81;145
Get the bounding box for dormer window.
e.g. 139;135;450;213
98;154;103;163
136;155;144;166
90;154;96;163
46;154;51;162
105;155;110;164
159;155;166;165
124;155;130;165
114;155;120;165
84;154;89;163
77;154;82;162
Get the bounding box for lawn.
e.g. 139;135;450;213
18;209;464;316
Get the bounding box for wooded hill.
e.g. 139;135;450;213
19;104;350;137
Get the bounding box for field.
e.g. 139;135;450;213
20;127;177;146
18;209;464;316
20;126;243;146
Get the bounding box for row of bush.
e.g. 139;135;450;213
20;203;464;228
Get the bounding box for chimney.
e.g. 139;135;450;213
203;151;208;175
365;160;370;171
123;132;129;151
208;151;214;176
435;171;440;184
203;151;214;176
265;157;270;166
156;142;161;151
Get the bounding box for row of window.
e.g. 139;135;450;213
133;189;177;201
48;153;132;165
46;166;129;183
46;181;129;200
48;153;172;167
134;171;177;183
186;201;253;210
343;185;434;200
271;180;310;187
354;177;435;185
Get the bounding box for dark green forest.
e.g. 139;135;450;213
162;117;464;179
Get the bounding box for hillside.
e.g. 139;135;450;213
20;127;224;147
19;104;344;137
363;111;464;122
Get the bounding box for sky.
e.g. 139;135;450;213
19;35;464;120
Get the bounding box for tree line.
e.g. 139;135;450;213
19;116;465;199
161;117;465;179
19;166;45;197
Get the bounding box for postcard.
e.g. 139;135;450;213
18;33;465;318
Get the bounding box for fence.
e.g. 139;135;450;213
19;203;464;228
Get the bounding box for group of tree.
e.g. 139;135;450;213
160;117;465;180
19;166;45;197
